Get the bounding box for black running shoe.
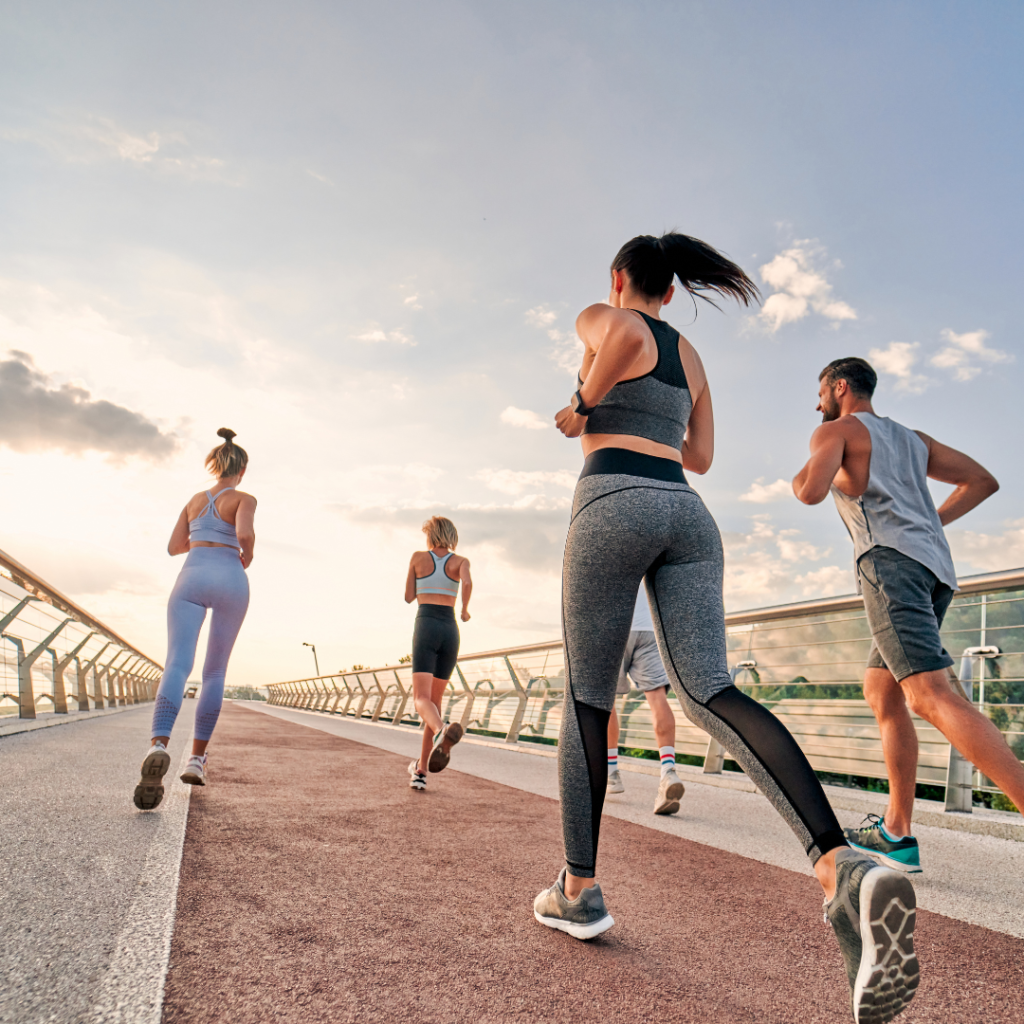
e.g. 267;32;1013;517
427;721;463;773
825;849;919;1024
844;814;922;873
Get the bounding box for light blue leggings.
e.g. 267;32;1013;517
151;546;250;742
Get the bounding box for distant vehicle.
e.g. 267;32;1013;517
184;686;198;699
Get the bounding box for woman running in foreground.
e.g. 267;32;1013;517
404;515;472;791
532;233;919;1024
134;428;256;810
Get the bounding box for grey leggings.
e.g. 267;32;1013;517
151;546;250;743
560;450;845;878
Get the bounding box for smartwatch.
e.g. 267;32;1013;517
570;389;596;416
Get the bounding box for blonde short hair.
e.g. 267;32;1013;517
205;428;248;479
422;515;458;551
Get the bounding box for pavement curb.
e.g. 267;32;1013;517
0;705;140;739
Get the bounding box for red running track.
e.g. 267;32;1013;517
162;704;1023;1023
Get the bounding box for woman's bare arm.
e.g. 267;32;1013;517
555;306;648;437
680;344;713;474
459;558;473;621
405;556;418;604
168;508;190;556
235;494;257;569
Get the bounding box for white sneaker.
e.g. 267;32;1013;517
654;767;685;815
408;760;427;791
180;754;207;786
606;769;625;794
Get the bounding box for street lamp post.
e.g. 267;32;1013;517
302;642;320;677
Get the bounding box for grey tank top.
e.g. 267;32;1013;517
580;311;692;449
830;413;957;591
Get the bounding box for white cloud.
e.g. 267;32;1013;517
739;477;792;504
525;305;583;376
948;518;1024;573
868;341;932;394
307;169;333;184
500;405;549;430
757;241;857;332
4;115;233;182
403;294;423;310
721;515;848;609
931;328;1012;382
474;468;577;495
525;305;558;328
353;323;416;345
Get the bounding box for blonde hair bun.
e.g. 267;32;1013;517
217;427;237;442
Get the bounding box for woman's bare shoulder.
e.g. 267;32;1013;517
677;332;707;396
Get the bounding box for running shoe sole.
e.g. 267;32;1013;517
654;779;685;815
848;840;922;874
533;909;615;941
133;748;171;810
410;777;426;791
852;867;919;1023
427;722;464;773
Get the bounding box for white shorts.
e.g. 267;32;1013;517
616;630;671;694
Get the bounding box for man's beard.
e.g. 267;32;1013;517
820;392;841;422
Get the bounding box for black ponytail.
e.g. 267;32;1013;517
611;232;760;308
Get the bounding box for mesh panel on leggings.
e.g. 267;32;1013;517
706;688;846;857
569;697;611;876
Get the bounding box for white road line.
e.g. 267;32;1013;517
89;740;194;1024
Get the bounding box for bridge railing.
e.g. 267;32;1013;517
267;567;1024;815
0;546;162;720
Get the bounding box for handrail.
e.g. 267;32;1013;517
0;546;162;719
266;565;1024;816
0;544;162;669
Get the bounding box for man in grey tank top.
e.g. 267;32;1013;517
792;356;1024;872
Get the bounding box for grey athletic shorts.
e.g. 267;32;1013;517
616;630;671;694
858;546;954;682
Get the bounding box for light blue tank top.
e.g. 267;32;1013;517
830;413;957;591
415;551;460;597
188;487;240;549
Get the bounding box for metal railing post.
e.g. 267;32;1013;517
455;664;476;729
945;646;1000;813
370;673;388;722
6;617;72;719
83;642;113;708
502;656;527;743
58;631;97;712
391;670;410;725
704;661;757;773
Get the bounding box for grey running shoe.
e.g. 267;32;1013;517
408;760;427;791
180;753;207;786
654;767;685;815
534;867;615;941
133;742;170;810
825;848;919;1024
844;815;922;873
606;769;625;794
427;721;463;773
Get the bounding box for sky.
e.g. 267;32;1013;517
1;1;1022;685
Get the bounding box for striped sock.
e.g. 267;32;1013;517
660;746;676;776
607;748;618;770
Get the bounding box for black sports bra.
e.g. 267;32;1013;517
580;311;692;449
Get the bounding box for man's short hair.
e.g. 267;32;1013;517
819;357;877;398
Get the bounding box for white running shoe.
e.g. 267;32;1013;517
654;767;685;815
134;741;171;810
180;754;207;786
606;769;625;794
408;760;427;791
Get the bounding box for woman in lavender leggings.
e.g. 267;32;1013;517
133;428;257;810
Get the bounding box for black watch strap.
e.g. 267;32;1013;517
571;389;596;416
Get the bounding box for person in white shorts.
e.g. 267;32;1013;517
606;584;686;815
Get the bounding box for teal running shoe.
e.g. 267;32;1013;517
844;815;922;874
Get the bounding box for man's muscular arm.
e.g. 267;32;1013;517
793;422;847;505
916;432;999;526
